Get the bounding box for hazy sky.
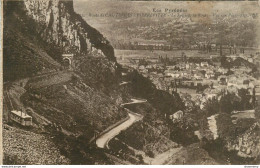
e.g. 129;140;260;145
74;0;260;45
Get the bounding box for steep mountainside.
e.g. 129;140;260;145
3;0;115;81
24;0;114;60
3;0;126;164
3;0;216;165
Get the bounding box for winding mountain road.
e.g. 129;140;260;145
94;98;185;165
96;112;141;148
95;98;146;149
121;98;147;106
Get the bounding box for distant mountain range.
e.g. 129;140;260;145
74;0;260;48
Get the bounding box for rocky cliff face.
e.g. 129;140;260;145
3;0;117;81
22;0;115;61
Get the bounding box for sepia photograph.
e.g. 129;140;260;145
2;0;260;165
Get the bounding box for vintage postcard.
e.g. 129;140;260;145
1;0;260;165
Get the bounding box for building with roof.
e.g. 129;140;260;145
201;62;209;67
169;110;184;122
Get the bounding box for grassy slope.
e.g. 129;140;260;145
21;73;127;137
3;25;62;81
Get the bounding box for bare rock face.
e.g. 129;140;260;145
23;0;115;61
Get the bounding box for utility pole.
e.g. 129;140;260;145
220;44;222;56
6;91;13;110
6;91;14;123
3;93;9;122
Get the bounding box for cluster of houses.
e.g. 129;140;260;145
128;54;260;110
226;53;257;64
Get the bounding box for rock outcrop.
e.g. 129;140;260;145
3;0;117;81
15;0;115;61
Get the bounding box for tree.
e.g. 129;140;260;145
204;97;219;116
252;87;256;108
147;151;155;158
220;55;229;68
201;70;206;77
139;59;148;66
255;105;260;122
219;93;236;113
238;89;251;110
226;69;234;76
